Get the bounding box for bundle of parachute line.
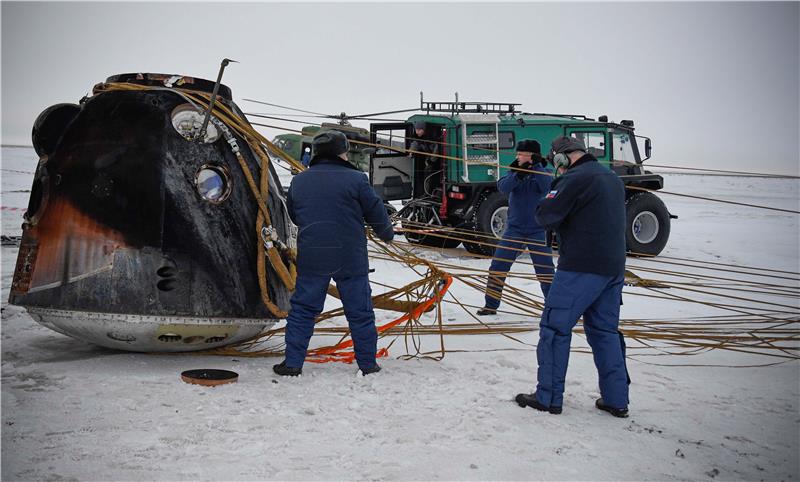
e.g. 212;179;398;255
87;86;796;369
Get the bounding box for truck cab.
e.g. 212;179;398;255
369;98;671;256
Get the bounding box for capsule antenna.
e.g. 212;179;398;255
197;58;238;142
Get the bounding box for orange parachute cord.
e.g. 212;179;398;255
305;274;454;364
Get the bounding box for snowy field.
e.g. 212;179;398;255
2;145;799;481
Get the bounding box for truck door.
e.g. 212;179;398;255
460;116;501;182
369;122;413;201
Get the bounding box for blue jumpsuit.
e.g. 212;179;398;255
533;154;630;410
285;156;394;371
484;162;555;310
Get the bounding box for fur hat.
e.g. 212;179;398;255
516;139;541;154
312;130;350;159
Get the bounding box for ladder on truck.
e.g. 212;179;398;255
418;93;518;182
460;114;500;183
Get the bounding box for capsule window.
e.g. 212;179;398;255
171;104;219;143
195;164;231;203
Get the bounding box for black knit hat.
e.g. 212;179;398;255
312;130;350;159
413;120;426;130
516;139;541;154
551;135;586;154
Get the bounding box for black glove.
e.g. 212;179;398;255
514;160;531;179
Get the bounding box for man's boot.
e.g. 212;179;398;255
360;364;382;376
273;361;302;377
595;398;628;418
515;393;562;414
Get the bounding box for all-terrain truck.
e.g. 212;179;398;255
368;98;671;256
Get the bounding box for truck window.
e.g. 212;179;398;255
613;132;636;163
471;130;515;150
571;131;605;158
374;128;407;156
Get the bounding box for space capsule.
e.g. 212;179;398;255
8;72;293;352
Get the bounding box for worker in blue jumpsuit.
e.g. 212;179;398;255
515;135;631;417
476;140;555;316
273;130;394;377
300;146;312;167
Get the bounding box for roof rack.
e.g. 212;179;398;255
527;112;596;121
420;92;521;114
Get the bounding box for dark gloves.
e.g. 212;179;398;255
511;160;531;179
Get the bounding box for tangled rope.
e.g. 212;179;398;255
206;238;455;362
366;234;799;366
208;225;798;367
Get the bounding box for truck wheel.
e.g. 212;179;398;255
625;192;670;256
401;204;461;249
422;233;462;249
463;192;508;256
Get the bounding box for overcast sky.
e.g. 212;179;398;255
2;1;798;175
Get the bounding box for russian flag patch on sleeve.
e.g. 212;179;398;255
545;190;558;199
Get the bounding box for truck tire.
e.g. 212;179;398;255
625;192;670;256
423;234;462;249
401;204;461;249
416;228;461;249
462;237;487;255
463;192;508;256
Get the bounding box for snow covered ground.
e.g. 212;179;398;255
2;146;798;481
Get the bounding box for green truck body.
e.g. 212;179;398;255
368;102;671;256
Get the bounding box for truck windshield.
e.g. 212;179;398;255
612;131;638;163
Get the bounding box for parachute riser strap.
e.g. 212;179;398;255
219;115;295;294
184;87;297;306
255;147;296;292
